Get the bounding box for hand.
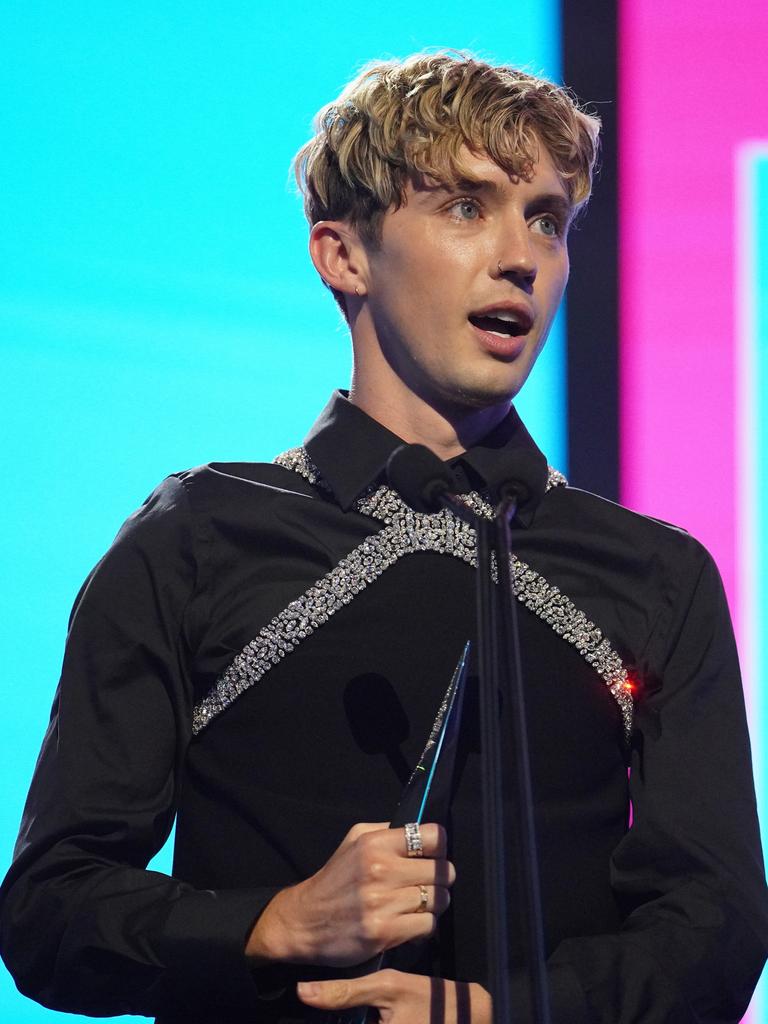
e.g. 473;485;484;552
246;822;454;966
296;968;492;1023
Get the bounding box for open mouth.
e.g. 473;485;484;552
468;312;532;338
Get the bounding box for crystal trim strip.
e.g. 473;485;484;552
192;448;633;739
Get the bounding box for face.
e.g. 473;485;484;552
359;144;572;413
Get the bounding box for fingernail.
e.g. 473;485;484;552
298;981;319;998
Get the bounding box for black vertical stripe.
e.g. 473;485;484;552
563;0;619;501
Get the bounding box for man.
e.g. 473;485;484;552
1;52;766;1024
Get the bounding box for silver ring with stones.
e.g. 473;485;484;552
404;822;424;858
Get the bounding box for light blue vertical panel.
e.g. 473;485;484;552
515;304;568;473
747;152;768;1024
737;144;768;1024
758;155;768;810
742;150;768;851
0;3;561;1020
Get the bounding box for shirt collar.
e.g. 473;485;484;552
304;390;549;525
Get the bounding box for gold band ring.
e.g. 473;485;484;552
416;885;429;913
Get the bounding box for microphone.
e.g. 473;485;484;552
386;443;455;513
496;476;531;509
386;443;528;517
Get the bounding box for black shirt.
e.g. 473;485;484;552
1;391;766;1023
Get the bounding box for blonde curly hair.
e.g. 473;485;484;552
293;51;601;317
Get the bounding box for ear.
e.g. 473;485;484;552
309;221;368;298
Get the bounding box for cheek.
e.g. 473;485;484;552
372;243;427;307
390;226;477;283
378;255;456;328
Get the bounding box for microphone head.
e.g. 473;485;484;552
386;444;454;513
494;477;532;508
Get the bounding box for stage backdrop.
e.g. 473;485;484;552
4;3;766;1022
619;3;768;1020
0;4;563;1021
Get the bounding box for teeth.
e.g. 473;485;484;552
488;311;521;323
469;311;530;339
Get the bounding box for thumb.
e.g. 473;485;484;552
297;972;397;1010
297;979;361;1010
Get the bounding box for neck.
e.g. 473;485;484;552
348;371;510;462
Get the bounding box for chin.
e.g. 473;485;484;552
446;375;522;411
407;362;524;415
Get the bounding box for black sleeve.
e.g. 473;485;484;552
527;547;768;1023
0;476;279;1018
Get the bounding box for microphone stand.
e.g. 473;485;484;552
450;493;551;1024
475;510;513;1024
492;498;551;1024
385;444;552;1023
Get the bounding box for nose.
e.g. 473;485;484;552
495;223;537;289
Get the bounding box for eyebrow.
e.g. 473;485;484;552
524;192;576;224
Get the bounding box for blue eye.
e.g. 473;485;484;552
449;198;480;220
536;215;561;237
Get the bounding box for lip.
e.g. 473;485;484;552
467;301;535;359
469;301;534;331
470;320;529;359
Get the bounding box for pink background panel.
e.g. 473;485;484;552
619;0;768;618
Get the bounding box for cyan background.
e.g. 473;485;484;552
1;3;562;1020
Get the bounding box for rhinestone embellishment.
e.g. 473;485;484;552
192;448;633;740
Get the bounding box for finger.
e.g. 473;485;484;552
297;969;402;1011
387;857;457;888
358;822;447;861
390;884;451;916
359;887;451;953
343;822;391;847
398;822;447;859
390;909;439;946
